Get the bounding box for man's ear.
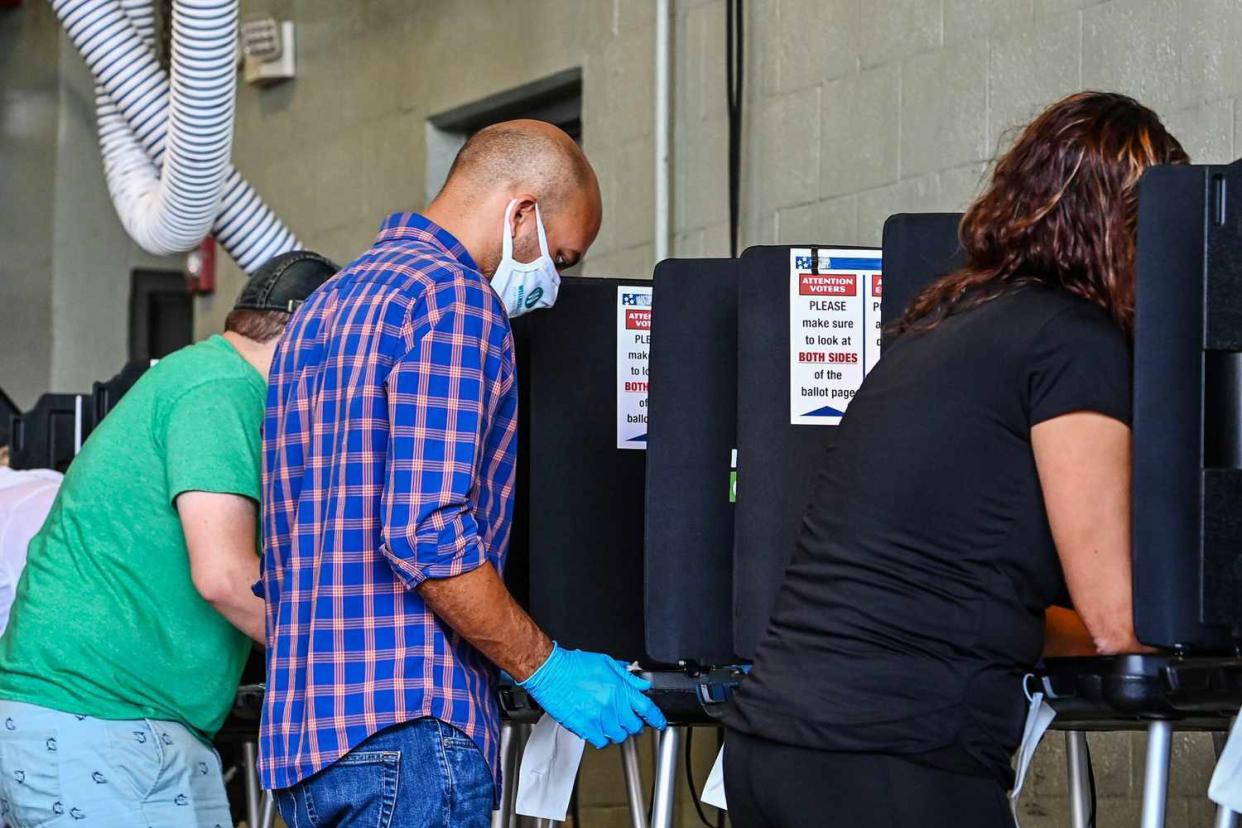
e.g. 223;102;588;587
510;194;539;232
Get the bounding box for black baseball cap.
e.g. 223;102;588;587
233;250;339;313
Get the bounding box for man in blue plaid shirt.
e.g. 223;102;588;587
260;120;666;827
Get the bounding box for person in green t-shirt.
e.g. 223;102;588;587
0;251;337;828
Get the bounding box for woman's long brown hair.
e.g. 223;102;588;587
897;92;1188;337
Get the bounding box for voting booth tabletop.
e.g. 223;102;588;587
1038;654;1242;729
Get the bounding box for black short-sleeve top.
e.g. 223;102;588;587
726;283;1132;783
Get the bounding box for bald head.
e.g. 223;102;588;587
425;119;603;281
445;120;596;214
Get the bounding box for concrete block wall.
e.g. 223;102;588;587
741;0;1241;255
1019;731;1220;827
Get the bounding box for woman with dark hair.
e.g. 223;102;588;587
723;92;1188;827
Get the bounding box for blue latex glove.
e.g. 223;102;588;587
520;643;668;749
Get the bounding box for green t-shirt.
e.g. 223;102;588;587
0;335;265;739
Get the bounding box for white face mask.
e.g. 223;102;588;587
491;199;561;318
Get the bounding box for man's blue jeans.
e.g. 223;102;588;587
274;717;493;828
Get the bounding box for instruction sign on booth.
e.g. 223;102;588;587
616;285;653;449
788;248;883;426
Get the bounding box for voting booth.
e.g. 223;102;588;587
0;388;17;442
494;277;656;827
732;244;883;658
7;361;154;473
506;276;650;661
501;262;752;827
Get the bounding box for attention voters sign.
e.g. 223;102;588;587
788;247;883;426
616;285;652;449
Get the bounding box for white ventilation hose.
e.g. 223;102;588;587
54;0;301;272
72;0;234;256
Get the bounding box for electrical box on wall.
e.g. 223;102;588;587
240;17;295;86
185;237;216;295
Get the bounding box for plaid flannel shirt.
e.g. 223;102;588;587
258;213;517;791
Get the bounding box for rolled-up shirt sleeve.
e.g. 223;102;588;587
381;284;491;588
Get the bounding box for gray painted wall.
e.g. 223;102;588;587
0;4;58;410
50;34;180;395
0;5;180;407
0;7;178;409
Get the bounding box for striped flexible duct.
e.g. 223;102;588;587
54;0;301;273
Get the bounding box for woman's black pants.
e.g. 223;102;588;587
723;729;1012;828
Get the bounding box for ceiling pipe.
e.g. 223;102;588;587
654;0;671;264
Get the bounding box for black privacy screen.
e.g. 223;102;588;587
731;233;957;660
733;246;859;658
9;393;89;473
878;214;965;340
644;258;739;665
511;276;648;661
1132;161;1242;651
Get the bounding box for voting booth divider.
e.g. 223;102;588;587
1131;161;1242;652
732;244;882;658
641;257;744;828
644;257;738;669
508;276;648;662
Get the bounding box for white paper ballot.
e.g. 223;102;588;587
1209;711;1242;813
516;714;586;821
701;746;727;810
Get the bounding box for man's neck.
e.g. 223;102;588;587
423;198;492;277
222;331;275;380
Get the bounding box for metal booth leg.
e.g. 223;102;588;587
1066;731;1092;828
1140;720;1174;828
243;740;261;828
258;790;277;828
622;734;648;828
492;721;519;828
651;727;683;828
1216;720;1239;828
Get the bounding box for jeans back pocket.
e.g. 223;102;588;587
303;751;400;828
